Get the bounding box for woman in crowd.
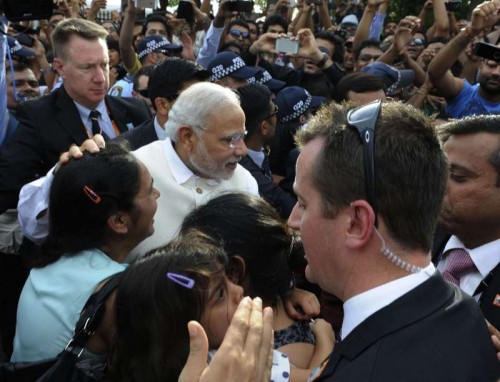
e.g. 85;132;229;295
11;141;159;363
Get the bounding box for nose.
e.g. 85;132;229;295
287;203;300;230
153;187;160;199
94;66;107;83
234;138;248;157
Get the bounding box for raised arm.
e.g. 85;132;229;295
353;0;383;50
120;0;139;73
428;0;500;99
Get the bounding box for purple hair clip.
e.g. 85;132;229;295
167;272;195;289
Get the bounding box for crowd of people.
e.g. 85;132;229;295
0;0;500;380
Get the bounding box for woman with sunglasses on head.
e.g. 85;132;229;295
11;141;160;372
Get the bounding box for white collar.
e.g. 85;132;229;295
341;262;436;340
163;138;220;186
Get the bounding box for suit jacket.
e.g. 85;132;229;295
239;155;296;219
312;274;499;382
0;85;152;212
432;225;500;329
116;118;158;151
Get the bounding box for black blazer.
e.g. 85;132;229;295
116;118;158;151
432;226;500;329
312;274;499;382
0;85;152;212
239;155;296;219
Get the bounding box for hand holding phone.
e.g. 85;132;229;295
275;38;299;55
473;42;500;62
134;0;156;8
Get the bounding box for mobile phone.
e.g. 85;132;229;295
444;1;461;12
275;38;299;54
306;0;322;5
134;0;156;8
16;33;35;47
226;1;255;13
177;0;194;24
473;42;500;62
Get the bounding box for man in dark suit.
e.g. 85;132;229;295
432;114;500;329
288;100;499;381
118;58;209;150
0;18;152;214
237;84;296;219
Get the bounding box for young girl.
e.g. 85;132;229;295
179;192;335;376
109;230;333;382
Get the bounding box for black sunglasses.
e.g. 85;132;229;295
346;99;382;227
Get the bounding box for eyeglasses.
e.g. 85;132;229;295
229;131;248;148
346;99;382;227
229;29;250;39
263;104;278;121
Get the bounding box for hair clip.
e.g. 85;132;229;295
83;185;102;204
167;272;195;289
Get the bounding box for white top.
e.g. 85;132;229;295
129;138;258;259
437;235;500;300
341;263;436;340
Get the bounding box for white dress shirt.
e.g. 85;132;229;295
341;263;436;340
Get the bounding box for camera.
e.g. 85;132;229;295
2;0;53;21
275;38;299;54
473;42;500;62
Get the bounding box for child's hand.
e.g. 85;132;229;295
282;287;320;320
310;318;335;345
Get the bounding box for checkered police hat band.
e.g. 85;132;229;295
281;95;312;123
209;56;246;82
138;39;172;60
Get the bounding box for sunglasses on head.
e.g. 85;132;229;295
346;99;382;227
229;29;250;39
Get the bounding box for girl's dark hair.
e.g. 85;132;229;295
180;192;294;302
38;140;141;267
108;230;227;382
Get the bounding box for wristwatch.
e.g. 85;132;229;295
316;52;329;68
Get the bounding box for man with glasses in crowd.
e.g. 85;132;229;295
287;100;499;380
238;84;297;219
18;82;258;259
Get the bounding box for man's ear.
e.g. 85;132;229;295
52;58;64;78
107;212;129;235
260;120;270;137
227;256;246;285
344;200;375;249
177;126;196;152
155;97;172;116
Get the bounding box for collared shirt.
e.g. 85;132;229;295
247;148;265;168
154;116;167;141
164;138;219;187
437;236;500;300
341;263;436;340
74;100;116;138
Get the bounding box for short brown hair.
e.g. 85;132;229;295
295;101;448;251
52;18;108;61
